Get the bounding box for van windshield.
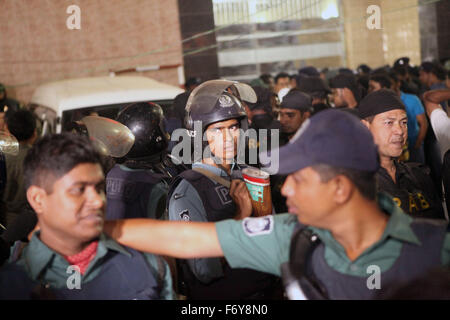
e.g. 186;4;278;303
61;100;174;131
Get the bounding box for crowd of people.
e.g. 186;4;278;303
0;56;449;300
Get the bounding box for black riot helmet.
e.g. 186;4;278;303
116;102;168;162
184;79;256;133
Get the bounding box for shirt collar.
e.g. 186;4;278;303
309;192;421;253
376;192;421;245
24;232;131;280
192;162;231;177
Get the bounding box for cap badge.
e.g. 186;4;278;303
219;95;234;108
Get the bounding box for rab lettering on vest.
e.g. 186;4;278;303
392;192;430;213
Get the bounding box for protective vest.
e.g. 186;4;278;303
169;169;281;299
0;247;163;300
105;164;165;220
285;218;448;300
376;162;445;219
169;169;236;222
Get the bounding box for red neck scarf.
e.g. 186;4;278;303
64;241;99;275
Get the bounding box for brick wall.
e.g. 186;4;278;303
0;0;183;103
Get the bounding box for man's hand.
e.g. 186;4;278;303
230;179;253;220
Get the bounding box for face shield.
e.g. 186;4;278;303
81;116;135;158
0;131;19;156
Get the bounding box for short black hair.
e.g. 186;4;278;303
259;74;273;85
370;74;392;89
389;72;399;84
357;64;371;74
420;62;446;80
185;77;202;90
24;133;103;193
311;164;377;200
6;109;36;142
275;72;290;84
433;64;446;80
393;65;407;77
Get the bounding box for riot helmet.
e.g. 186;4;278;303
184;79;256;133
184;80;256;164
116;102;168;162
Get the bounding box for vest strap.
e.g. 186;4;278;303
192;168;231;188
287;227;328;299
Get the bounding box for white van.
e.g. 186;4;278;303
29;76;184;134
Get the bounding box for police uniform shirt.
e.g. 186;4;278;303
1;232;174;299
215;193;450;279
376;161;445;220
168;162;238;283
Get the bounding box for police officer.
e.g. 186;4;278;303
105;102;176;220
359;89;445;219
297;76;332;115
0;133;173;299
329;73;360;109
243;85;282;168
0;83;20;131
167;80;281;299
104;109;450;300
273;90;313;213
279;89;313;145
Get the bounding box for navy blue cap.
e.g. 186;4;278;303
298;66;320;77
262;109;379;175
280;90;313;112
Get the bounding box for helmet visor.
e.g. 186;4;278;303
0;131;19;156
82;116;135;158
186;80;257;114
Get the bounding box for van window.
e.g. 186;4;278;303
61;100;174;131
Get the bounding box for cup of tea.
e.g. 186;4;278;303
242;167;273;217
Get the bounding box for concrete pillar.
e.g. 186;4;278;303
342;0;422;68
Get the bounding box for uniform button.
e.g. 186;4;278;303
350;265;358;272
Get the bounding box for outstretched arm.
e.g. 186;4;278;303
423;89;450;117
104;219;224;259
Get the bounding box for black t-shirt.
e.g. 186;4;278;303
376;161;445;219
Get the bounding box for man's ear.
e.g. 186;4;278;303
361;119;371;130
26;186;47;216
332;175;353;204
